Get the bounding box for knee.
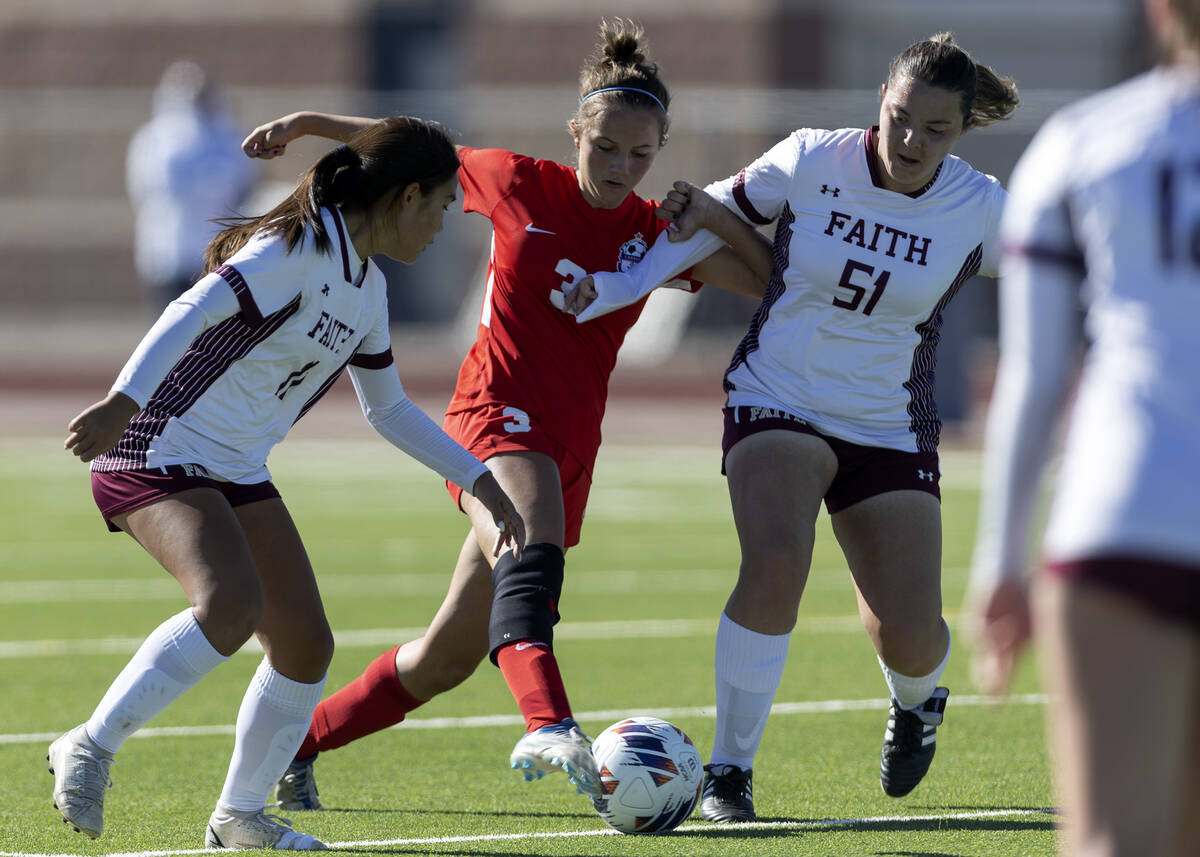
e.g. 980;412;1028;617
193;579;264;654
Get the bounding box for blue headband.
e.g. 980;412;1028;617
579;86;667;114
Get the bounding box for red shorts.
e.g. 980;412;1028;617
91;464;280;532
1047;555;1200;631
721;406;941;514
443;404;593;548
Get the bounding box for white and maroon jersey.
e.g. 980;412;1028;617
448;147;699;471
93;207;394;482
709;126;1005;452
981;67;1200;575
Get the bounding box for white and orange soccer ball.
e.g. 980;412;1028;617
590;716;703;835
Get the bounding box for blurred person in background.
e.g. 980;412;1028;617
967;0;1200;853
52;117;523;851
127;60;257;318
564;33;1019;822
241;18;769;809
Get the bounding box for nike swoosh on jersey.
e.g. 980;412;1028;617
524;223;556;235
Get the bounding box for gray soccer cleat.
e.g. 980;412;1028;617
205;807;327;850
47;725;114;839
276;756;322;811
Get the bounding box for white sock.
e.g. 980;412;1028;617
217;658;326;812
86;609;228;753
878;629;951;710
711;612;791;771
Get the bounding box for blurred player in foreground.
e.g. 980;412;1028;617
53;117;523;850
564;33;1019;822
967;0;1200;854
241;18;768;808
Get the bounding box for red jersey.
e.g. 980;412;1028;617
446;147;699;472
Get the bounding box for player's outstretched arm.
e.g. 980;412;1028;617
669;181;772;296
242;111;379;159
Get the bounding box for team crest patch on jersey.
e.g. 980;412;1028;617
617;233;649;272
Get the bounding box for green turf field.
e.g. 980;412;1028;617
0;436;1056;856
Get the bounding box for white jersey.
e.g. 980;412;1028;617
711;127;1005;452
92;207;486;490
976;67;1200;579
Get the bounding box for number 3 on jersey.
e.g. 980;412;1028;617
549;258;587;310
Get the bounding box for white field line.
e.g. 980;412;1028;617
0;807;1054;857
0;566;969;604
0;612;904;659
0;692;1048;746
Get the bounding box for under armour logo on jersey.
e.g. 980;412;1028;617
917;469;937;482
321;284;330;295
821;185;840;197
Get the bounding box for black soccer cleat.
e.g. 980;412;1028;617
880;686;948;797
699;763;756;822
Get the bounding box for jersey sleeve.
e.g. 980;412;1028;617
999;117;1083;268
347;364;489;490
707;130;805;226
110;273;241;407
970;117;1086;592
457;147;528;218
979;180;1009;278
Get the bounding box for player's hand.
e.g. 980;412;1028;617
965;577;1033;696
242;113;305;159
655;180;715;242
64;391;140;463
562;276;597;316
471;471;526;558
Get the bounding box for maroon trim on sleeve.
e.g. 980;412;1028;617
1002;241;1087;272
214;264;264;327
732;169;772;225
349;349;395;370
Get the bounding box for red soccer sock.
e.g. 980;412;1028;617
294;645;425;760
495;640;573;733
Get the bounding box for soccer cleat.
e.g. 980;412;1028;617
509;717;602;797
276;756;322;811
205;807;327;850
47;725;114;839
880;686;949;797
699;763;756;822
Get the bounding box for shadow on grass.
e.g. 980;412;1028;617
321;806;1057;854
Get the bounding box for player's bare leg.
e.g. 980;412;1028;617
1037;573;1200;857
705;430;836;821
834;491;950;797
462;452;597;795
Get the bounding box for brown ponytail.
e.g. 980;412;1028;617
886;32;1020;128
203;116;458;273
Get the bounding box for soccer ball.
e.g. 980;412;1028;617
590;716;703;835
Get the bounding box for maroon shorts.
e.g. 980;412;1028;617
1047;555;1200;631
721;406;940;514
91;464;281;532
442;404;593;548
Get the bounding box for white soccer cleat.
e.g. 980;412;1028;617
47;725;114;839
205;807;327;850
509;717;602;797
